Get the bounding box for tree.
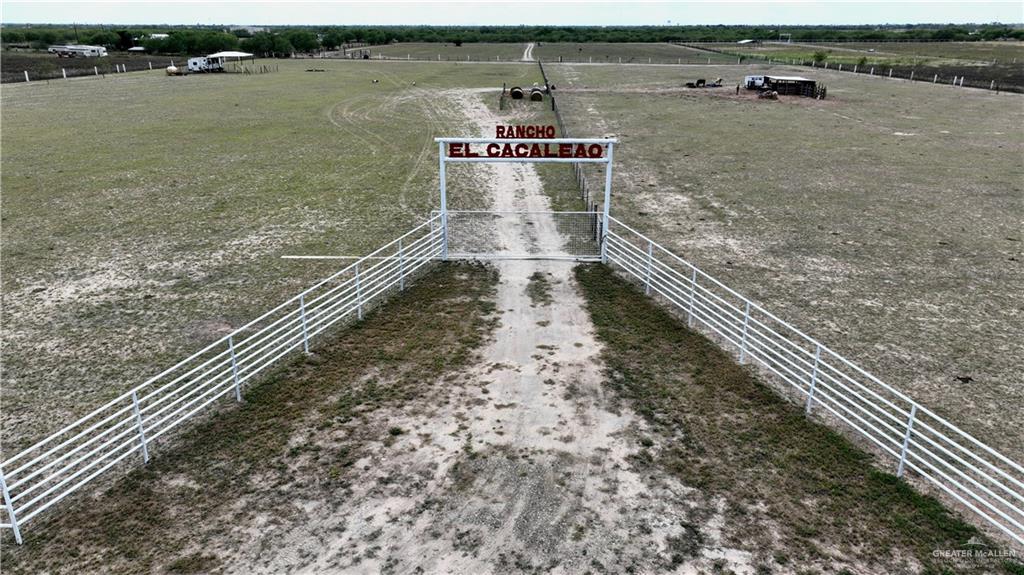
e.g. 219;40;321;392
271;34;294;56
2;29;26;43
812;50;828;63
115;30;134;51
285;30;319;53
321;30;344;50
242;33;274;56
85;31;119;47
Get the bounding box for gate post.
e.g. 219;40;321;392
299;294;310;353
438;142;449;260
687;268;697;327
0;467;23;544
644;240;653;294
131;391;150;464
355;263;364;320
228;335;241;402
738;300;751;363
398;238;405;291
897;404;918;478
600;143;615;264
805;344;822;414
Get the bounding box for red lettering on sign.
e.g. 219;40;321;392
494;125;558;139
588;144;603;158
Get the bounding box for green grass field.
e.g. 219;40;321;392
546;62;1024;464
0;58;542;446
353;42;527;61
809;41;1024;63
533;42;736;64
696;40;1024;66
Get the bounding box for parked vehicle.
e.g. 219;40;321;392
187;57;224;73
47;45;108;58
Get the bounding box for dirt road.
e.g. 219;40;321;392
522;42;535;62
231;90;755;574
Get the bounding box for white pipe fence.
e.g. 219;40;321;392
0;215;444;544
3;209;1022;548
603;215;1024;546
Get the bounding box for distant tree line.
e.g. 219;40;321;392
1;23;1021;55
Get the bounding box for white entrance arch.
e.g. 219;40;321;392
434;137;618;262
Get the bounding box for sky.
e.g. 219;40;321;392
2;1;1021;26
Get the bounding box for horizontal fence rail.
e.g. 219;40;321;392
603;216;1024;546
0;216;445;544
445;210;602;261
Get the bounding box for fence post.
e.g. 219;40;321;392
853;65;857;74
739;300;751;363
888;68;893;77
990;79;995;90
687;268;697;327
299;294;310;354
933;74;938;83
228;336;241;402
910;70;914;81
94;66;98;76
805;344;822;414
398;238;405;291
870;67;874;75
131;391;150;464
355;263;364;320
644;240;653;295
838;63;842;71
62;68;67;79
896;404;918;478
149;61;153;70
23;71;29;82
0;467;23;544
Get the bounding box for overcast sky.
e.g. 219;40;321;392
3;1;1021;26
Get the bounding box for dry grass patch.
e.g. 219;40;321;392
2;263;499;574
576;264;1022;575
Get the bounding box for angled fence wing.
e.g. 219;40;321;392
603;216;1024;546
0;215;445;544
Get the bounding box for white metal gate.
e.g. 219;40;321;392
434;137;617;262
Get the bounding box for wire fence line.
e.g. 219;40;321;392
603;216;1024;546
678;43;1023;93
0;215;445;544
538;61;600;211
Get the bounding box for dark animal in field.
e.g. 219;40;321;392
954;376;974;384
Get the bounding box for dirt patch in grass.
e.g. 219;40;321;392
525;270;555;306
575;264;1023;575
1;262;500;574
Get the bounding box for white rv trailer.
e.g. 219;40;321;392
187;57;225;73
47;45;108;58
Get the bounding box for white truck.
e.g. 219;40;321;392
48;45;108;57
187;57;224;73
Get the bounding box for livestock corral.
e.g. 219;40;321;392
1;53;1022;574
